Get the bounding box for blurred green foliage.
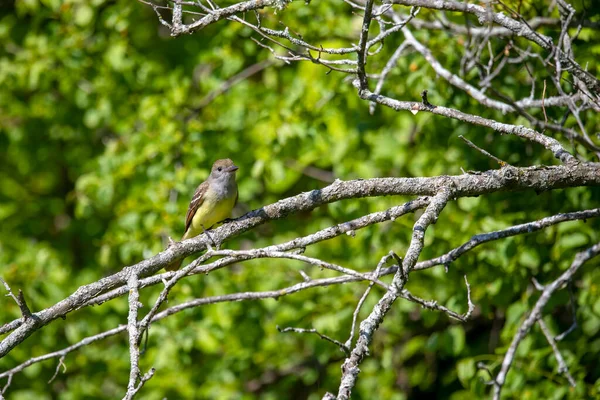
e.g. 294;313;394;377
1;0;599;398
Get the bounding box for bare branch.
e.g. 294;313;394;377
1;279;33;322
398;274;474;322
0;198;428;341
389;0;600;99
173;0;281;35
493;242;600;400
459;135;510;166
5;205;594;384
79;198;428;309
400;25;515;113
278;326;350;355
136;253;213;345
346;252;392;348
1;165;599;356
463;275;475;320
123;273;150;400
0;324;131;380
192;60;275;111
356;0;376;89
0;271;397;381
538;319;576;387
47;356;66;384
1;374;12;397
409;16;600;36
415;208;600;270
358;85;577;164
370;42;409;114
335;189;453;399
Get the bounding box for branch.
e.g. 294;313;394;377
409;16;600;37
400;274;474;322
493;242;600;399
80;197;429;309
0;279;33;322
537;319;576;387
459;135;510;166
398;21;591;130
192;59;275;111
335;189;453;399
0;323;127;381
356;0;376;89
400;25;515;113
1;208;595;384
208;249;390;288
0;198;428;339
170;0;280;35
370;42;409;114
415;208;600;270
389;0;600;100
136;252;213;345
0;257;475;385
357;85;577;164
0;271;397;381
123;274;153;400
2;165;599;357
277;326;350;356
345;252;392;348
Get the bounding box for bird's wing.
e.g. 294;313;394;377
184;181;209;234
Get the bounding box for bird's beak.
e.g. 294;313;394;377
226;165;239;172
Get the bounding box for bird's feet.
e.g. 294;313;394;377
201;225;220;252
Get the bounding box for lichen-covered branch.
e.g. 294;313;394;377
357;85;578;164
335;189;453;399
1;164;599;358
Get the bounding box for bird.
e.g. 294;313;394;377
165;159;239;271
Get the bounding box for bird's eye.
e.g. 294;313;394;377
217;167;222;172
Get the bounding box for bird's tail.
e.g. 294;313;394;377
165;258;183;271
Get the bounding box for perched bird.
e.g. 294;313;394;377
166;159;239;271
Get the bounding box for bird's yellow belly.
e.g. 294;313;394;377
184;194;236;240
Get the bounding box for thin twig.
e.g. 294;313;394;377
0;279;33;321
47;355;66;384
538;319;576;387
370;42;409;114
192;59;275;112
542;79;548;124
136;252;213;345
459;135;510;167
277;326;349;356
555;281;577;341
345;251;392;348
1;374;12;397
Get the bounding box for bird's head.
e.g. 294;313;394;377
210;159;239;181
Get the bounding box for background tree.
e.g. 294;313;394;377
0;0;599;399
